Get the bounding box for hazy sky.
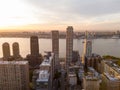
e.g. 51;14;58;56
0;0;120;32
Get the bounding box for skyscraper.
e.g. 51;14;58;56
52;30;60;70
66;26;73;73
82;31;92;69
0;61;29;90
25;36;42;69
12;42;20;59
2;42;10;60
30;36;39;56
83;31;92;57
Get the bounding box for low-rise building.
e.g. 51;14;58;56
36;70;50;90
68;72;77;86
102;60;120;77
32;52;54;90
102;73;120;90
100;60;120;90
83;67;100;90
84;76;100;90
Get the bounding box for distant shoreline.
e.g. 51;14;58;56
0;36;119;39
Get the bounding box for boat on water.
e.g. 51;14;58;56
111;35;120;39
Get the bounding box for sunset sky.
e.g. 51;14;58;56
0;0;120;32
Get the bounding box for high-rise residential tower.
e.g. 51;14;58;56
30;36;39;56
52;30;60;70
0;61;29;90
66;26;73;73
2;42;10;60
12;42;20;59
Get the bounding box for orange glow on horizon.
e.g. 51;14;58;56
0;23;119;32
0;0;120;32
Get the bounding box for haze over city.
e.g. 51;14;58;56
1;0;120;90
0;0;120;32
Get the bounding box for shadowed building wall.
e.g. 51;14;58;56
12;42;20;59
66;26;73;73
2;42;10;60
52;30;60;70
25;36;43;69
30;36;39;56
0;61;29;90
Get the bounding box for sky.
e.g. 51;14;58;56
0;0;120;32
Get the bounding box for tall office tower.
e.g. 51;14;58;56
26;36;42;69
0;61;29;90
12;42;20;59
66;26;73;73
30;36;39;56
83;31;92;58
52;30;60;70
2;42;10;60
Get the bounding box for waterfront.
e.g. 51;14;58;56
0;38;120;58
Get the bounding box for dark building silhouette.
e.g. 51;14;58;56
12;42;20;59
66;26;73;73
84;56;88;73
25;36;43;69
30;36;39;56
52;30;60;70
2;42;10;60
72;51;80;63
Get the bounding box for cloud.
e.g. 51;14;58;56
25;0;120;17
1;0;120;31
22;0;120;26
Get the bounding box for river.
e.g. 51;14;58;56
0;38;120;58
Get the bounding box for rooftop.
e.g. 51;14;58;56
85;76;98;81
40;52;53;67
0;61;28;65
85;67;99;80
37;70;49;82
104;60;120;74
40;59;51;66
68;72;76;77
104;72;120;81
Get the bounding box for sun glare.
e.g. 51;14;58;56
0;0;38;28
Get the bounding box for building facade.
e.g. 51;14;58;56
26;36;42;69
34;52;54;90
83;40;92;57
30;36;39;56
0;61;29;90
83;67;100;90
84;77;100;90
83;31;92;57
12;42;20;59
102;73;120;90
82;31;92;64
2;42;10;60
101;60;120;77
52;30;60;70
66;26;73;73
